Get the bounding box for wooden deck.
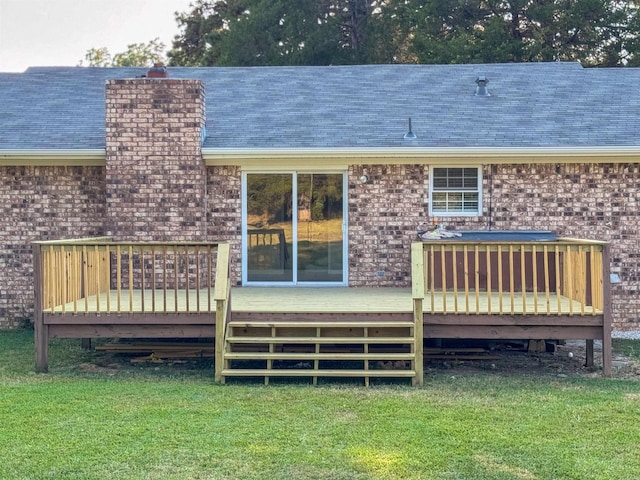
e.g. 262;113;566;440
33;237;613;382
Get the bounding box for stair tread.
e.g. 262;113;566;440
228;321;414;328
226;336;414;344
225;352;415;360
221;368;416;377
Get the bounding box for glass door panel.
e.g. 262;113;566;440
297;173;344;283
246;174;293;282
244;172;345;284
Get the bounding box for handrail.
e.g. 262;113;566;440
411;239;607;316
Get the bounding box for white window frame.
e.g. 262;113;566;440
428;166;482;217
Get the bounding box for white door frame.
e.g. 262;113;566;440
241;170;348;286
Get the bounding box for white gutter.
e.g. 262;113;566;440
0;149;105;165
2;146;640;166
202;146;640;162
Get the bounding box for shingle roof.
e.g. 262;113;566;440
2;62;640;151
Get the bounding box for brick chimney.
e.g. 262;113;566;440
105;71;207;241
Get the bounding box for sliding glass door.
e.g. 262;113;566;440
243;172;346;285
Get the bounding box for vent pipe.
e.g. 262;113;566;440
475;76;490;96
403;117;417;140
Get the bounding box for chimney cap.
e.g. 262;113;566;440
147;62;168;78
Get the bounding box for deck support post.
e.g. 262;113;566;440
33;243;48;373
34;314;48;373
413;299;424;386
601;244;613;376
585;339;594;368
214;300;227;383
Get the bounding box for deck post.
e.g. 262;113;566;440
33;243;48;373
214;243;231;383
601;243;612;376
411;242;425;386
413;298;424;386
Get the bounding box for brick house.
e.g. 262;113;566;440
1;62;639;331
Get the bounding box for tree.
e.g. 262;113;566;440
169;0;640;67
378;0;640;66
168;0;378;66
80;47;112;67
79;38;167;67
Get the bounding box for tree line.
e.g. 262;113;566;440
83;1;640;67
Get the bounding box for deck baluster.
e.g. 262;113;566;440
72;245;78;314
486;246;492;314
429;245;435;312
463;245;470;313
566;245;574;316
196;245;201;313
452;246;458;313
520;245;527;314
440;244;447;313
128;245;133;313
497;245;503;314
555;245;562;313
162;245;167;313
174;244;179;312
116;245;122;312
151;246;156;313
543;245;550;314
184;245;190;312
509;245;515;315
474;245;480;314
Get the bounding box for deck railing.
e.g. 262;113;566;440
33;238;232;374
411;238;607;315
34;238;230;315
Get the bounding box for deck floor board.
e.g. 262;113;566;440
46;287;599;316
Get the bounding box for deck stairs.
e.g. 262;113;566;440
220;317;418;385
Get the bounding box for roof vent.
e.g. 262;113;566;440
403;117;417;140
147;62;168;78
475;76;490;96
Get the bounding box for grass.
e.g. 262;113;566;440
1;330;639;480
612;338;640;360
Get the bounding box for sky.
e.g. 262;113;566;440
0;0;195;72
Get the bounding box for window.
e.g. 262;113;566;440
429;167;481;216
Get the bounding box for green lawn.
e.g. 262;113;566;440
1;330;639;480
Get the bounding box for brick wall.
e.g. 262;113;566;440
0;166;105;327
348;165;426;286
105;78;206;241
206;166;242;284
